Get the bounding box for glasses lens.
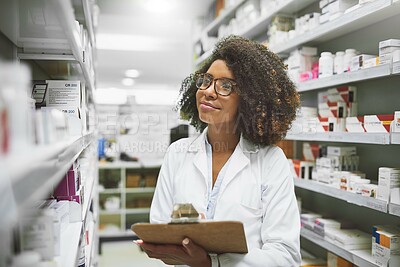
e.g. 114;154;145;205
196;74;211;89
216;79;233;96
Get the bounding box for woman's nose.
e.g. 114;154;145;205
203;83;217;99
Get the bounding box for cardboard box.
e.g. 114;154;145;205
126;174;142;188
144;174;157;187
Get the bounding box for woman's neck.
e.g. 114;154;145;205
207;124;240;153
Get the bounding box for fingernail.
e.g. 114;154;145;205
182;238;189;246
133;240;143;245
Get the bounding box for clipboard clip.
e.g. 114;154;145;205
170;203;200;224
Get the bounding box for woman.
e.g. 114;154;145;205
135;35;301;266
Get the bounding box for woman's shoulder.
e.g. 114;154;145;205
167;135;202;154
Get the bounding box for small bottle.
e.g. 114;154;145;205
343;49;357;72
334;51;345;75
318;52;334;78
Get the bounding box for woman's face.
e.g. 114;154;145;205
196;59;240;128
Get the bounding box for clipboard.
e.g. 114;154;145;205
131;221;248;254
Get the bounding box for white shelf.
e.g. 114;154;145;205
301;228;377;267
388;203;400;217
286;132;391;145
294;179;388;213
195;49;213;66
1;0;95;95
270;0;400;54
194;0;246;42
7;133;94;210
296;64;392;92
55;222;83;267
125;188;155;194
125;208;151;215
100;210;122;215
99;161;142;169
100;188;122;194
239;0;317;39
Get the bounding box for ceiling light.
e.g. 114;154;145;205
125;69;141;78
122;78;135;86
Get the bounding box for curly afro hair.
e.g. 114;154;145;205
177;35;300;146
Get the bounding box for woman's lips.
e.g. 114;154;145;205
199;102;219;111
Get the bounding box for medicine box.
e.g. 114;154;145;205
303;143;320;161
350;54;376;71
54;166;81;197
372;225;400;267
377;167;400;203
346;116;365;132
327;146;357;156
313;218;341;238
379;39;400;49
327;86;357;103
44;80;81;107
364;114;394;133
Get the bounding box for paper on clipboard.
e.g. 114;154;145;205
131;221;248;254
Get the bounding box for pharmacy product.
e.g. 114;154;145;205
334;51;345;74
319;52;334;78
343;48;357;72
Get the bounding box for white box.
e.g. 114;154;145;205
379;39;400;49
394;111;400;133
346;116;365;132
45;80;81;107
377;167;400;203
364;115;393;133
327;146;357;156
350;54;376;71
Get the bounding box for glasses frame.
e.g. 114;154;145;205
195;73;237;97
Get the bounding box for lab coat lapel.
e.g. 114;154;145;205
220;143;250;192
190;130;208;183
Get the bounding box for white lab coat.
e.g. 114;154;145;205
150;129;301;267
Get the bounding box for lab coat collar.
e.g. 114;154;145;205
188;127;260;153
190;127;259;189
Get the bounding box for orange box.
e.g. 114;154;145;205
126;174;142;188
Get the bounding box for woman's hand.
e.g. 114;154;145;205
135;238;211;267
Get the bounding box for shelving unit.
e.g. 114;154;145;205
0;0;98;265
301;228;377;267
238;0;317;39
269;0;400;54
98;162;160;238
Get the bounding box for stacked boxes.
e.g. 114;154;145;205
318;86;357;132
379;39;400;65
372;225;400;267
377;167;400;203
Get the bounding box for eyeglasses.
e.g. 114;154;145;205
195;73;237;96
